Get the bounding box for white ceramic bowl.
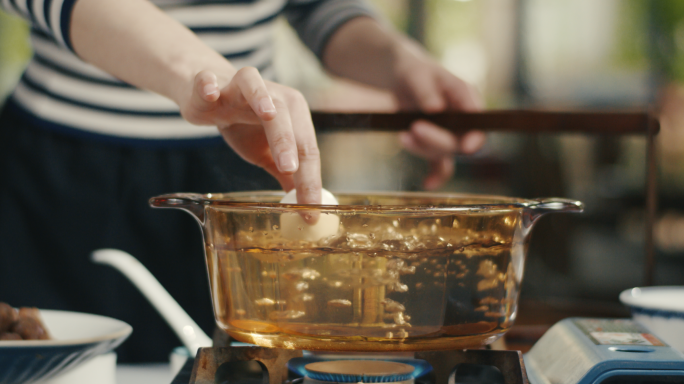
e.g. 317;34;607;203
620;286;684;353
0;310;132;384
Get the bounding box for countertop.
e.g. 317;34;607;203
117;364;176;384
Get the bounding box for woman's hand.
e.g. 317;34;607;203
69;0;321;204
391;40;486;190
179;68;322;204
323;17;486;190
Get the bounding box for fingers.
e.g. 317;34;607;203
253;81;320;205
232;67;299;175
441;72;483;112
232;67;277;121
261;160;296;193
398;67;485;159
399;131;442;159
403;70;446;113
400;65;480;113
401;119;486;158
399;120;483;190
402;120;459;158
216;68;321;204
182;71;221;124
195;70;220;104
218;123;296;191
423;157;455;191
288;94;322;205
460;130;487;154
260;98;299;175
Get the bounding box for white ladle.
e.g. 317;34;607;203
91;249;212;356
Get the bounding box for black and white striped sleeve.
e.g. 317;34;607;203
283;0;378;60
0;0;79;51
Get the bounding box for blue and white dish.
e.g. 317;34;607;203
0;310;132;384
620;286;684;353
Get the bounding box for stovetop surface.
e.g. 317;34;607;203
171;359;194;384
169;347;528;384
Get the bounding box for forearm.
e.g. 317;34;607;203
70;0;235;106
322;17;422;90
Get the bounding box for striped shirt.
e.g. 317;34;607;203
0;0;374;144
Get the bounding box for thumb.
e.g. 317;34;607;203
191;70;220;111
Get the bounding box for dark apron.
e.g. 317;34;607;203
0;100;278;362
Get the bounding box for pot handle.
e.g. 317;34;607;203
527;198;584;214
149;193;206;225
523;198;584;226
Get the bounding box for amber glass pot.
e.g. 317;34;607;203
150;192;582;351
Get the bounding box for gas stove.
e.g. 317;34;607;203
170;318;684;384
170;343;528;384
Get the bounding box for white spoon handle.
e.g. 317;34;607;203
91;248;212;355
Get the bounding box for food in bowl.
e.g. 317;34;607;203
0;309;131;384
0;303;50;341
151;191;583;351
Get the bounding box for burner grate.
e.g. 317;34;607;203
174;347;528;384
415;350;528;384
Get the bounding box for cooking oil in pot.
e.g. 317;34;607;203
207;211;519;351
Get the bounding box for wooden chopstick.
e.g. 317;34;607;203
310;111;659;135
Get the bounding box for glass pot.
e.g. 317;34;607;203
150;192;582;351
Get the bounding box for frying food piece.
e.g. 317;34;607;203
0;332;22;341
18;307;42;320
0;302;18;333
12;317;50;340
0;304;51;341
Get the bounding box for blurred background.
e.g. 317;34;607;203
2;0;683;322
